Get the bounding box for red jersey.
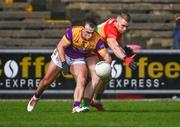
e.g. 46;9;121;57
97;18;120;41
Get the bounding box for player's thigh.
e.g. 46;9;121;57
70;63;88;81
43;60;61;82
86;56;100;79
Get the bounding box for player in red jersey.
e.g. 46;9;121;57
81;11;137;112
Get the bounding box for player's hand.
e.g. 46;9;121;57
123;46;134;57
124;54;137;70
61;61;70;75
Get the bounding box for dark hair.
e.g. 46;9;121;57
83;17;97;28
118;10;131;22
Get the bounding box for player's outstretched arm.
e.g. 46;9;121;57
57;38;70;75
107;38;137;70
107;38;126;60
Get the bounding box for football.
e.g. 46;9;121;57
95;61;111;78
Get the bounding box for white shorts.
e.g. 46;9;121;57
51;49;86;68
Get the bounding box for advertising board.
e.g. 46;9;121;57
0;49;179;98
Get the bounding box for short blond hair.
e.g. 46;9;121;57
117;11;131;22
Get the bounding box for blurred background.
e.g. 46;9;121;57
0;0;179;49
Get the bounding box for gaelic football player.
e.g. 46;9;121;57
27;18;112;113
82;11;137;111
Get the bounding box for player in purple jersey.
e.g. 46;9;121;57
27;18;112;113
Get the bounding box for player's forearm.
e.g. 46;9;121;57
58;47;66;62
111;46;126;60
107;38;126;60
57;38;70;62
57;41;66;62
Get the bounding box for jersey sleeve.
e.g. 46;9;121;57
62;27;73;45
96;39;106;53
106;26;119;40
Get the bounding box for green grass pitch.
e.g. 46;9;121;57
0;99;180;127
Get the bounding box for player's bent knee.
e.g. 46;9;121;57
78;77;86;86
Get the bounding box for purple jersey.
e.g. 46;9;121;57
62;26;106;58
